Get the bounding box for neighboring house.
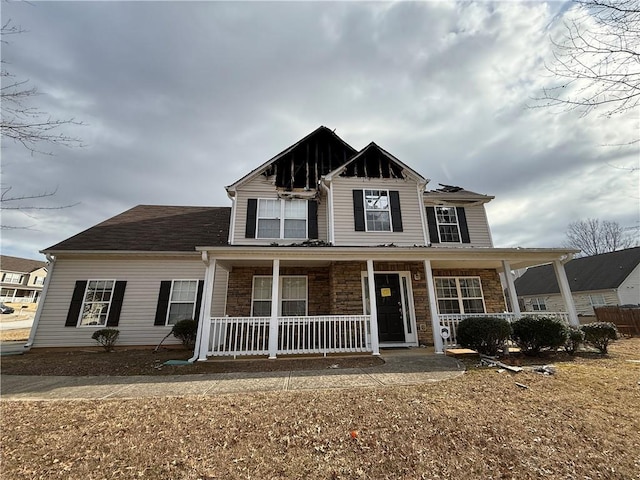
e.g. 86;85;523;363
0;255;48;304
515;247;640;316
29;126;580;356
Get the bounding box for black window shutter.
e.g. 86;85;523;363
389;191;403;232
426;207;439;244
457;207;471;243
193;280;205;324
245;199;257;238
154;281;172;326
308;200;318;239
353;190;365;231
106;281;127;327
65;280;87;327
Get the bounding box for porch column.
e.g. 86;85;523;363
553;259;580;326
366;259;380;356
502;260;521;316
191;255;217;362
268;259;280;359
424;259;444;354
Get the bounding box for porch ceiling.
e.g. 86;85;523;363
199;246;578;272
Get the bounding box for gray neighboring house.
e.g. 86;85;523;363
515;247;640;316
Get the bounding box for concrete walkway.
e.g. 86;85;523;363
0;349;465;401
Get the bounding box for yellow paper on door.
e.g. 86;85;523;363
380;288;391;297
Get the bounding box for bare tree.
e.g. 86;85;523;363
536;0;640;126
1;19;83;229
565;218;637;256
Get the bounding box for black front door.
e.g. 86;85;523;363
374;274;404;342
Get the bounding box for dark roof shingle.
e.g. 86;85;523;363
0;255;47;273
44;205;231;253
515;247;640;295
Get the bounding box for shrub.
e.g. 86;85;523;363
511;316;568;356
456;316;512;356
172;319;198;349
91;328;119;352
581;322;618;354
564;326;585;355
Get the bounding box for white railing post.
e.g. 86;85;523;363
366;260;380;356
424;259;444;354
553;259;580;326
502;260;521;317
268;259;280;359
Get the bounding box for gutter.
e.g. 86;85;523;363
24;254;56;350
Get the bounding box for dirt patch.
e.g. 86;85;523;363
0;348;385;376
1;338;639;480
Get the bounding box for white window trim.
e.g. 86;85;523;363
588;294;607;307
434;276;486;314
77;279;116;328
165;279;199;326
435;206;462;243
364;189;392;233
3;273;23;284
251;275;308;316
531;297;547;311
256;198;308;240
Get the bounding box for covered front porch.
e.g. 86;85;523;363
190;246;579;361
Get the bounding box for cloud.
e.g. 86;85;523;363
1;0;637;260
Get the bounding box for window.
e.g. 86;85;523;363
364;190;391;232
435;277;485;314
435;206;461;243
33;276;45;286
256;199;307;239
79;280;115;326
531;297;547;311
2;273;23;284
251;276;307;316
166;280;198;325
589;294;607;307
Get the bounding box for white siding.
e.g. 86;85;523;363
618;264;640;305
464;205;493;248
332;177;425;246
231;174;327;245
33;256;210;348
521;290;620;316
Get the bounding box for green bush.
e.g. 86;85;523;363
581;322;618;354
564;326;585;355
91;328;119;352
456;316;512;356
171;319;198;349
511;316;568;356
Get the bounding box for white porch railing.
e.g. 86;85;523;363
438;312;570;350
202;315;372;358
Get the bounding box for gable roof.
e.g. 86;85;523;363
327;142;427;183
226;126;357;193
43;205;231;253
0;255;47;274
515;247;640;295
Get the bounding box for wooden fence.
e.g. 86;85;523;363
594;306;640;337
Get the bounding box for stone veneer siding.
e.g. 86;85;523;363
224;263;506;347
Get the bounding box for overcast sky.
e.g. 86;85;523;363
2;0;638;261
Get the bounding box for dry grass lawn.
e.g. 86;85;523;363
2;339;639;480
0;328;30;342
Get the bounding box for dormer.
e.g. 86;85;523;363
226;126;356;245
423;184;495;247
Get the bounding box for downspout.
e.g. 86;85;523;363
24;253;56;350
226;189;236;245
416;180;429;246
319;178;334;244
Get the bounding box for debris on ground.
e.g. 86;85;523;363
478;355;523;373
328;364;339;369
533;365;556;376
515;382;529;389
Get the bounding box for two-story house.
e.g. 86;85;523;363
1;255;48;305
28;127;580;357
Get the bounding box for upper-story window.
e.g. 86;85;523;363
33;276;45;286
364;190;391;232
257;199;307;239
436;206;461;242
2;273;23;284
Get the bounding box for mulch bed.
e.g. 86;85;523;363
0;348;385;376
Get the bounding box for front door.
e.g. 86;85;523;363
374;273;404;342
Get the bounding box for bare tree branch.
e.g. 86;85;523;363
564;218;637;256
